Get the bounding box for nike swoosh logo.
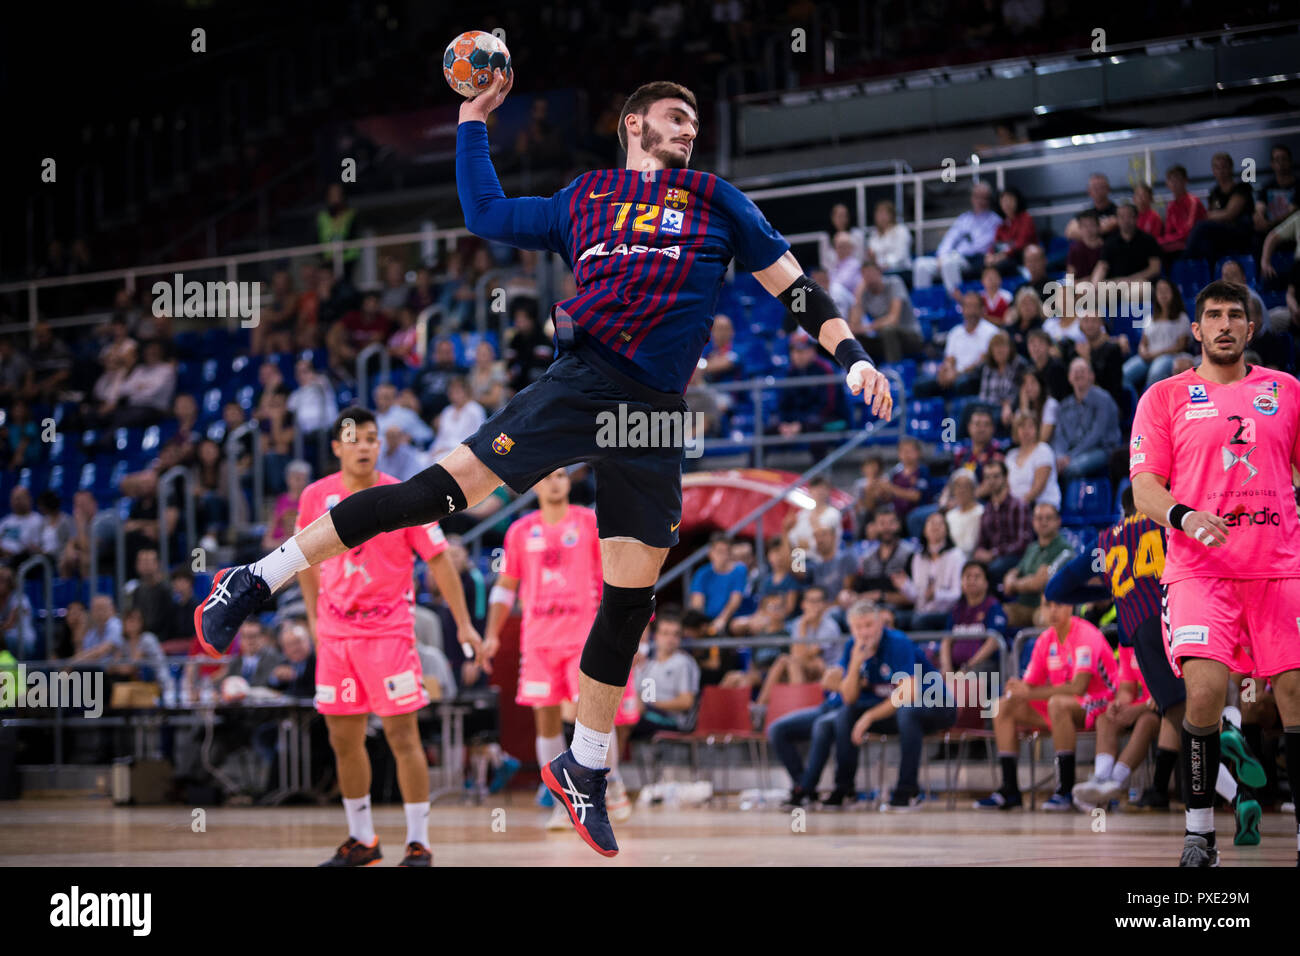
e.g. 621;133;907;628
669;520;681;532
589;190;614;199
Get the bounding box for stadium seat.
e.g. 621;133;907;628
906;398;945;441
1061;479;1113;526
646;685;759;796
1171;258;1211;307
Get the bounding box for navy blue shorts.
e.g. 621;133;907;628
1131;613;1185;715
464;346;687;548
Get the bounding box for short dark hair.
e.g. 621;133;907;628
1121;485;1135;517
1117;202;1137;216
1193;280;1250;325
1078;209;1100;224
656;605;685;631
960;560;990;583
332;406;377;441
171;568;194;583
617;81;699;152
1272;143;1292;161
1166;164;1188;179
999;186;1024;215
709;531;731;546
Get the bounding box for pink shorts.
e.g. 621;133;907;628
517;642;639;726
1028;694;1108;731
1163;577;1300;679
314;632;429;717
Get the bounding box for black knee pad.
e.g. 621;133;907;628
330;463;467;548
580;584;656;687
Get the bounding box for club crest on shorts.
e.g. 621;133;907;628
492;432;515;455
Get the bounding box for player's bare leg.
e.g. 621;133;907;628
1043;695;1087;810
380;712;435;864
975;695;1048;809
319;714;381;866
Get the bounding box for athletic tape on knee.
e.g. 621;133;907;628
580;584;655;687
330;463;467;549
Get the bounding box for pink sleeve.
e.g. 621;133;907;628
1022;633;1048;683
590;512;604;602
406;521;447;562
295;485;319;534
502;524;523;580
1129;384;1171;481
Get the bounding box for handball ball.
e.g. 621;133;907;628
220;675;251;704
443;30;511;97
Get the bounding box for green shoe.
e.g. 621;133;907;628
1220;723;1267;789
1232;795;1261;847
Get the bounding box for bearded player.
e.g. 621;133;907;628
483;468;639;830
196;70;892;858
289;408;480;867
1129;279;1300;867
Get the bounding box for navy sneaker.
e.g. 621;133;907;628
195;566;271;657
540;750;618;857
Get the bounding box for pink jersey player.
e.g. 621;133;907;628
1130;365;1300;678
502;505;638;723
298;470;447;717
1023;616;1118;729
1115;645;1150;706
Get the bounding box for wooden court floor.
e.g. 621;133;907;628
1;797;1295;866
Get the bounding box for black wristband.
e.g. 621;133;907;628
1168;503;1193;531
834;337;872;372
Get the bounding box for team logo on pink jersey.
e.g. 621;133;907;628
1253;394;1278;416
1188;383;1209;403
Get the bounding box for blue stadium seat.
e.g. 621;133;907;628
200;358;221;385
911;285;949;313
882;359;917;392
1061;479;1113;526
1046;236;1070;264
1171;258;1211;307
230;354;259;388
906;398;945;441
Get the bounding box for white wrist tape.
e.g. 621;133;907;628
489;584;516;607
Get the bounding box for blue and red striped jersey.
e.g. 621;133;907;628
1097;514;1167;643
457;121;790;393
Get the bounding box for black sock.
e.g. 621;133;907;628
1182;718;1220;846
1154;747;1178;798
999;754;1018;795
1284;728;1300;859
1243;722;1271;794
1056;751;1075;793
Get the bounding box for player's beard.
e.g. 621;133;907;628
640;121;689;170
1203;336;1245;366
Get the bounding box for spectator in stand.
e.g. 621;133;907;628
880;436;931;526
939;561;1009;680
1006;410;1060;510
1261;207;1300;282
1026;327;1071;400
1064;173;1118;240
769;636;850;809
2;399;41;470
1156;164;1206;259
436;251;478;330
159;393;201;470
943;470;984;558
864;199;912;275
628;612;700;738
818;203;865;273
252;385;295;497
785;474;842;553
913;182;1001;293
373;382;432;448
1122;278;1190;391
1001;502;1074;629
1132;183;1162;239
168;569;199;647
378;258;410;313
502;301;552;394
431;377;486;462
978;265;1012;321
689;533;748;637
972;458;1033;583
1066;211;1105;279
978;331;1027;425
777;333;840;439
414;337;467;420
405;267;437;316
386;307;421;369
1185;152;1255;261
736;586;843;706
267;620;316;698
916;291;999;397
58;491;100;579
853;506;916;617
986;187;1037;275
895;510;964;630
262;460;311;553
1052;357;1121;481
809;524;858;608
0;566;37;660
286;358;338;465
0;336;31;405
1091;203;1161;286
1071;311;1126;409
292;263;323;349
1006;367;1058;443
1004;286;1046;356
950;407;1007;485
751;536;805;620
254;269;299;355
849;263;923;364
221;621;285;687
1254;144;1298;239
377;425;428;483
24;322;73;403
0;487;42;568
702;314;741;383
106;608;165;684
852;456;888;533
120;469;179;573
315;183;359;279
826;231;864;318
124;547;175;643
115;338;176;427
34;490;74;565
327;291;391;381
1020;243;1053;300
191;439;230;542
1041;291;1087;349
468;341;508;413
67;594;123;668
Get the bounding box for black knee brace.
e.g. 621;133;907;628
330;463;467;549
580;584;656;687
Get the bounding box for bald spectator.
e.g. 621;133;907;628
913;183;1001;293
1064;173;1118;240
269;620;317;697
0;487;42;567
1052;358;1121;481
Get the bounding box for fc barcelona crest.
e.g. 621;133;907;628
664;188;689;211
492;432;515;455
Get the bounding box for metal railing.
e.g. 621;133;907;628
88;511;127;601
158;466;197;573
16;555;54;657
355;342;391;410
226;422;264;529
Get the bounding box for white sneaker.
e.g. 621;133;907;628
1072;774;1112;805
546;803;570;831
607;779;633;823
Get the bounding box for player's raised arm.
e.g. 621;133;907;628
753;250;894;421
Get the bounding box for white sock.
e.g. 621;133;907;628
343;795;375;844
1112;762;1131;787
1215;763;1237;802
1186;806;1214;835
1094;753;1115;781
1222;705;1242;729
404;802;430;848
571;720;611;770
536;733;565;769
250;537;308;593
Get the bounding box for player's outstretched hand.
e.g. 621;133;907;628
1183;510;1229;548
460;68;513;124
846;361;893;421
457;621;489;671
